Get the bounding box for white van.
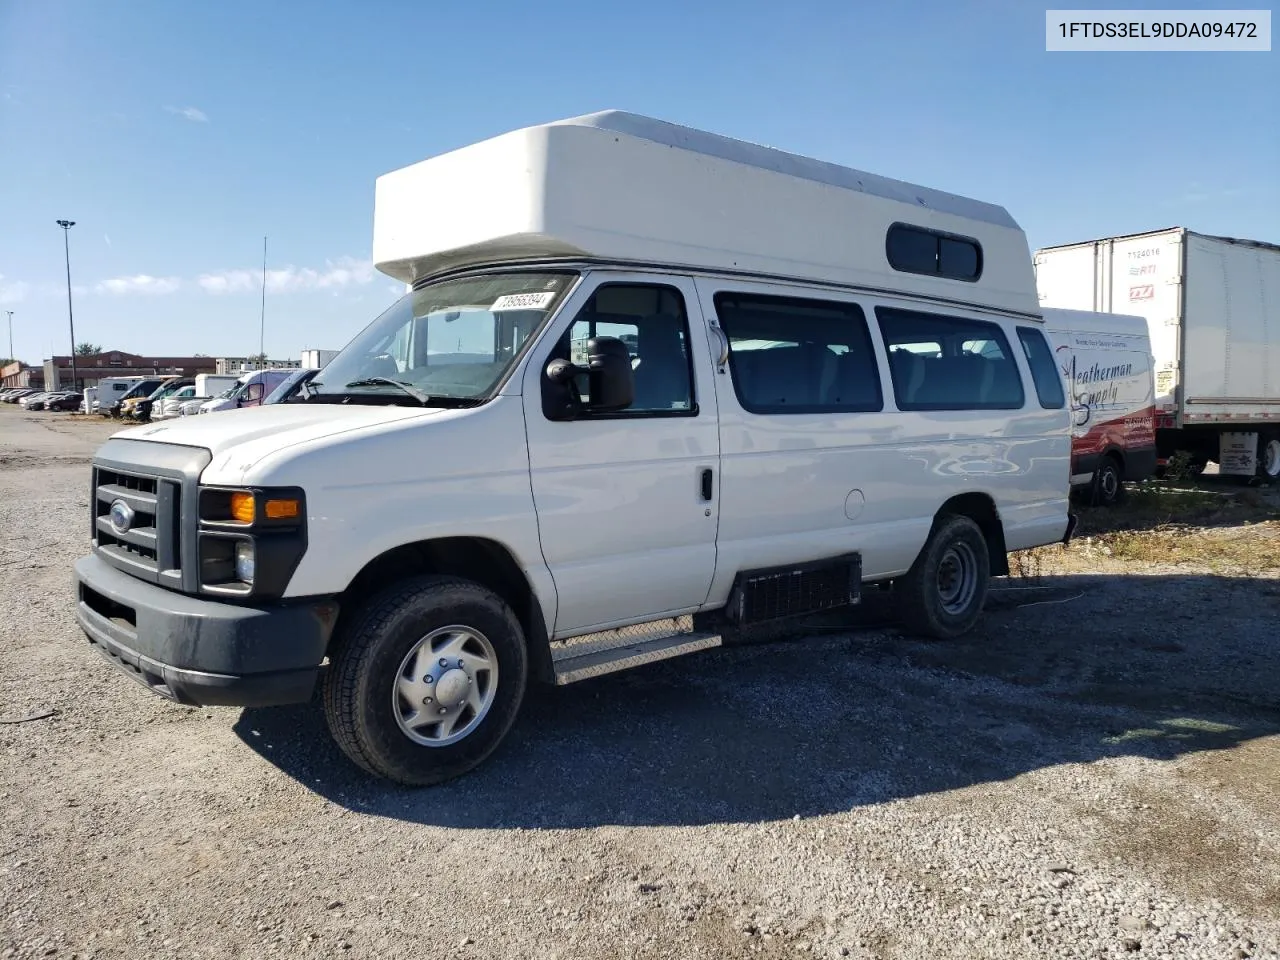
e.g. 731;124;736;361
73;111;1073;786
198;368;297;413
1042;308;1156;505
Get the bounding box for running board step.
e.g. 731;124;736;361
552;632;722;685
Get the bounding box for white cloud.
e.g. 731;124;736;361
166;105;209;123
198;257;375;295
196;269;256;294
95;274;182;296
0;275;30;305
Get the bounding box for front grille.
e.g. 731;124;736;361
93;466;181;582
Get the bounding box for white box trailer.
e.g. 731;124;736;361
194;373;240;398
1034;228;1280;481
300;349;338;369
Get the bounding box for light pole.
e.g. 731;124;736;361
56;220;79;391
4;310;12;364
259;235;267;366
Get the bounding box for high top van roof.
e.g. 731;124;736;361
373;111;1039;316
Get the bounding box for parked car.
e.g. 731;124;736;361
2;388;38;403
46;392;85;412
103;378;168;418
19;392;56;409
153;384;200;419
122;377;191;421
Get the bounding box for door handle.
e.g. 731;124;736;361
700;467;714;502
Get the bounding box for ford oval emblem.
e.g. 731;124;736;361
109;499;135;535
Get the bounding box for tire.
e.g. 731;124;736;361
322;575;528;786
1256;433;1280;484
894;514;991;639
1091;455;1125;507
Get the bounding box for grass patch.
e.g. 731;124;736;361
1095;521;1280;572
1064;482;1280;573
1076;484;1280;536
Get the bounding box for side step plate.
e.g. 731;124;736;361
551;632;722;685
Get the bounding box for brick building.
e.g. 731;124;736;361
40;350;218;391
1;360;43;391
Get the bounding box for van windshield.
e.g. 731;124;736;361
309;270;577;406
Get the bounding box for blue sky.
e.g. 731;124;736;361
1;0;1275;365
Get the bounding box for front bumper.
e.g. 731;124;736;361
74;552;337;707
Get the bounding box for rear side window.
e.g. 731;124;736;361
877;307;1025;411
713;292;883;414
1016;327;1066;409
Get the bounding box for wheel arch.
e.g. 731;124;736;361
1101;445;1125;471
933;492;1009;577
335;536;555;684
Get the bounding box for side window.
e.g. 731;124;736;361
886;224;983;282
1016;327;1066;409
713;292;882;414
877;307;1025;411
554;283;694;416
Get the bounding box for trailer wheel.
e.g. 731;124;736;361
1091;456;1125;507
895;514;991;640
322;575;528;786
1257;433;1280;484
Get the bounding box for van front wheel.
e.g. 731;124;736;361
895;515;990;639
322;575;528;786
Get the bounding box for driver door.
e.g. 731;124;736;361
521;272;721;637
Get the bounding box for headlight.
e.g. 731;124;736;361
197;485;306;599
234;541;255;582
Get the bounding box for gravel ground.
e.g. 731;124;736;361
2;408;1278;960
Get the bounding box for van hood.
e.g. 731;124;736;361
113;403;443;459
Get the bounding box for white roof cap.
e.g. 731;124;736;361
373;110;1037;314
1041;307;1154;339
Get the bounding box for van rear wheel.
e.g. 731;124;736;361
1257;433;1280;484
322;575;528;786
1091;456;1125;507
895;515;990;639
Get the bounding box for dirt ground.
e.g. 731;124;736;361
2;407;1278;960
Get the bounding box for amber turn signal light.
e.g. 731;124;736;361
229;492;255;524
264;498;300;520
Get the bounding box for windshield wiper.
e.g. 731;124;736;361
344;377;433;404
343;377;481;408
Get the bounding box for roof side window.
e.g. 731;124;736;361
886;224;983;282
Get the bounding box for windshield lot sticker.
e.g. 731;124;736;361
491;292;558;311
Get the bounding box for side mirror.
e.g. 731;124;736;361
542;336;633;419
245;382;265;402
584;336;634;412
